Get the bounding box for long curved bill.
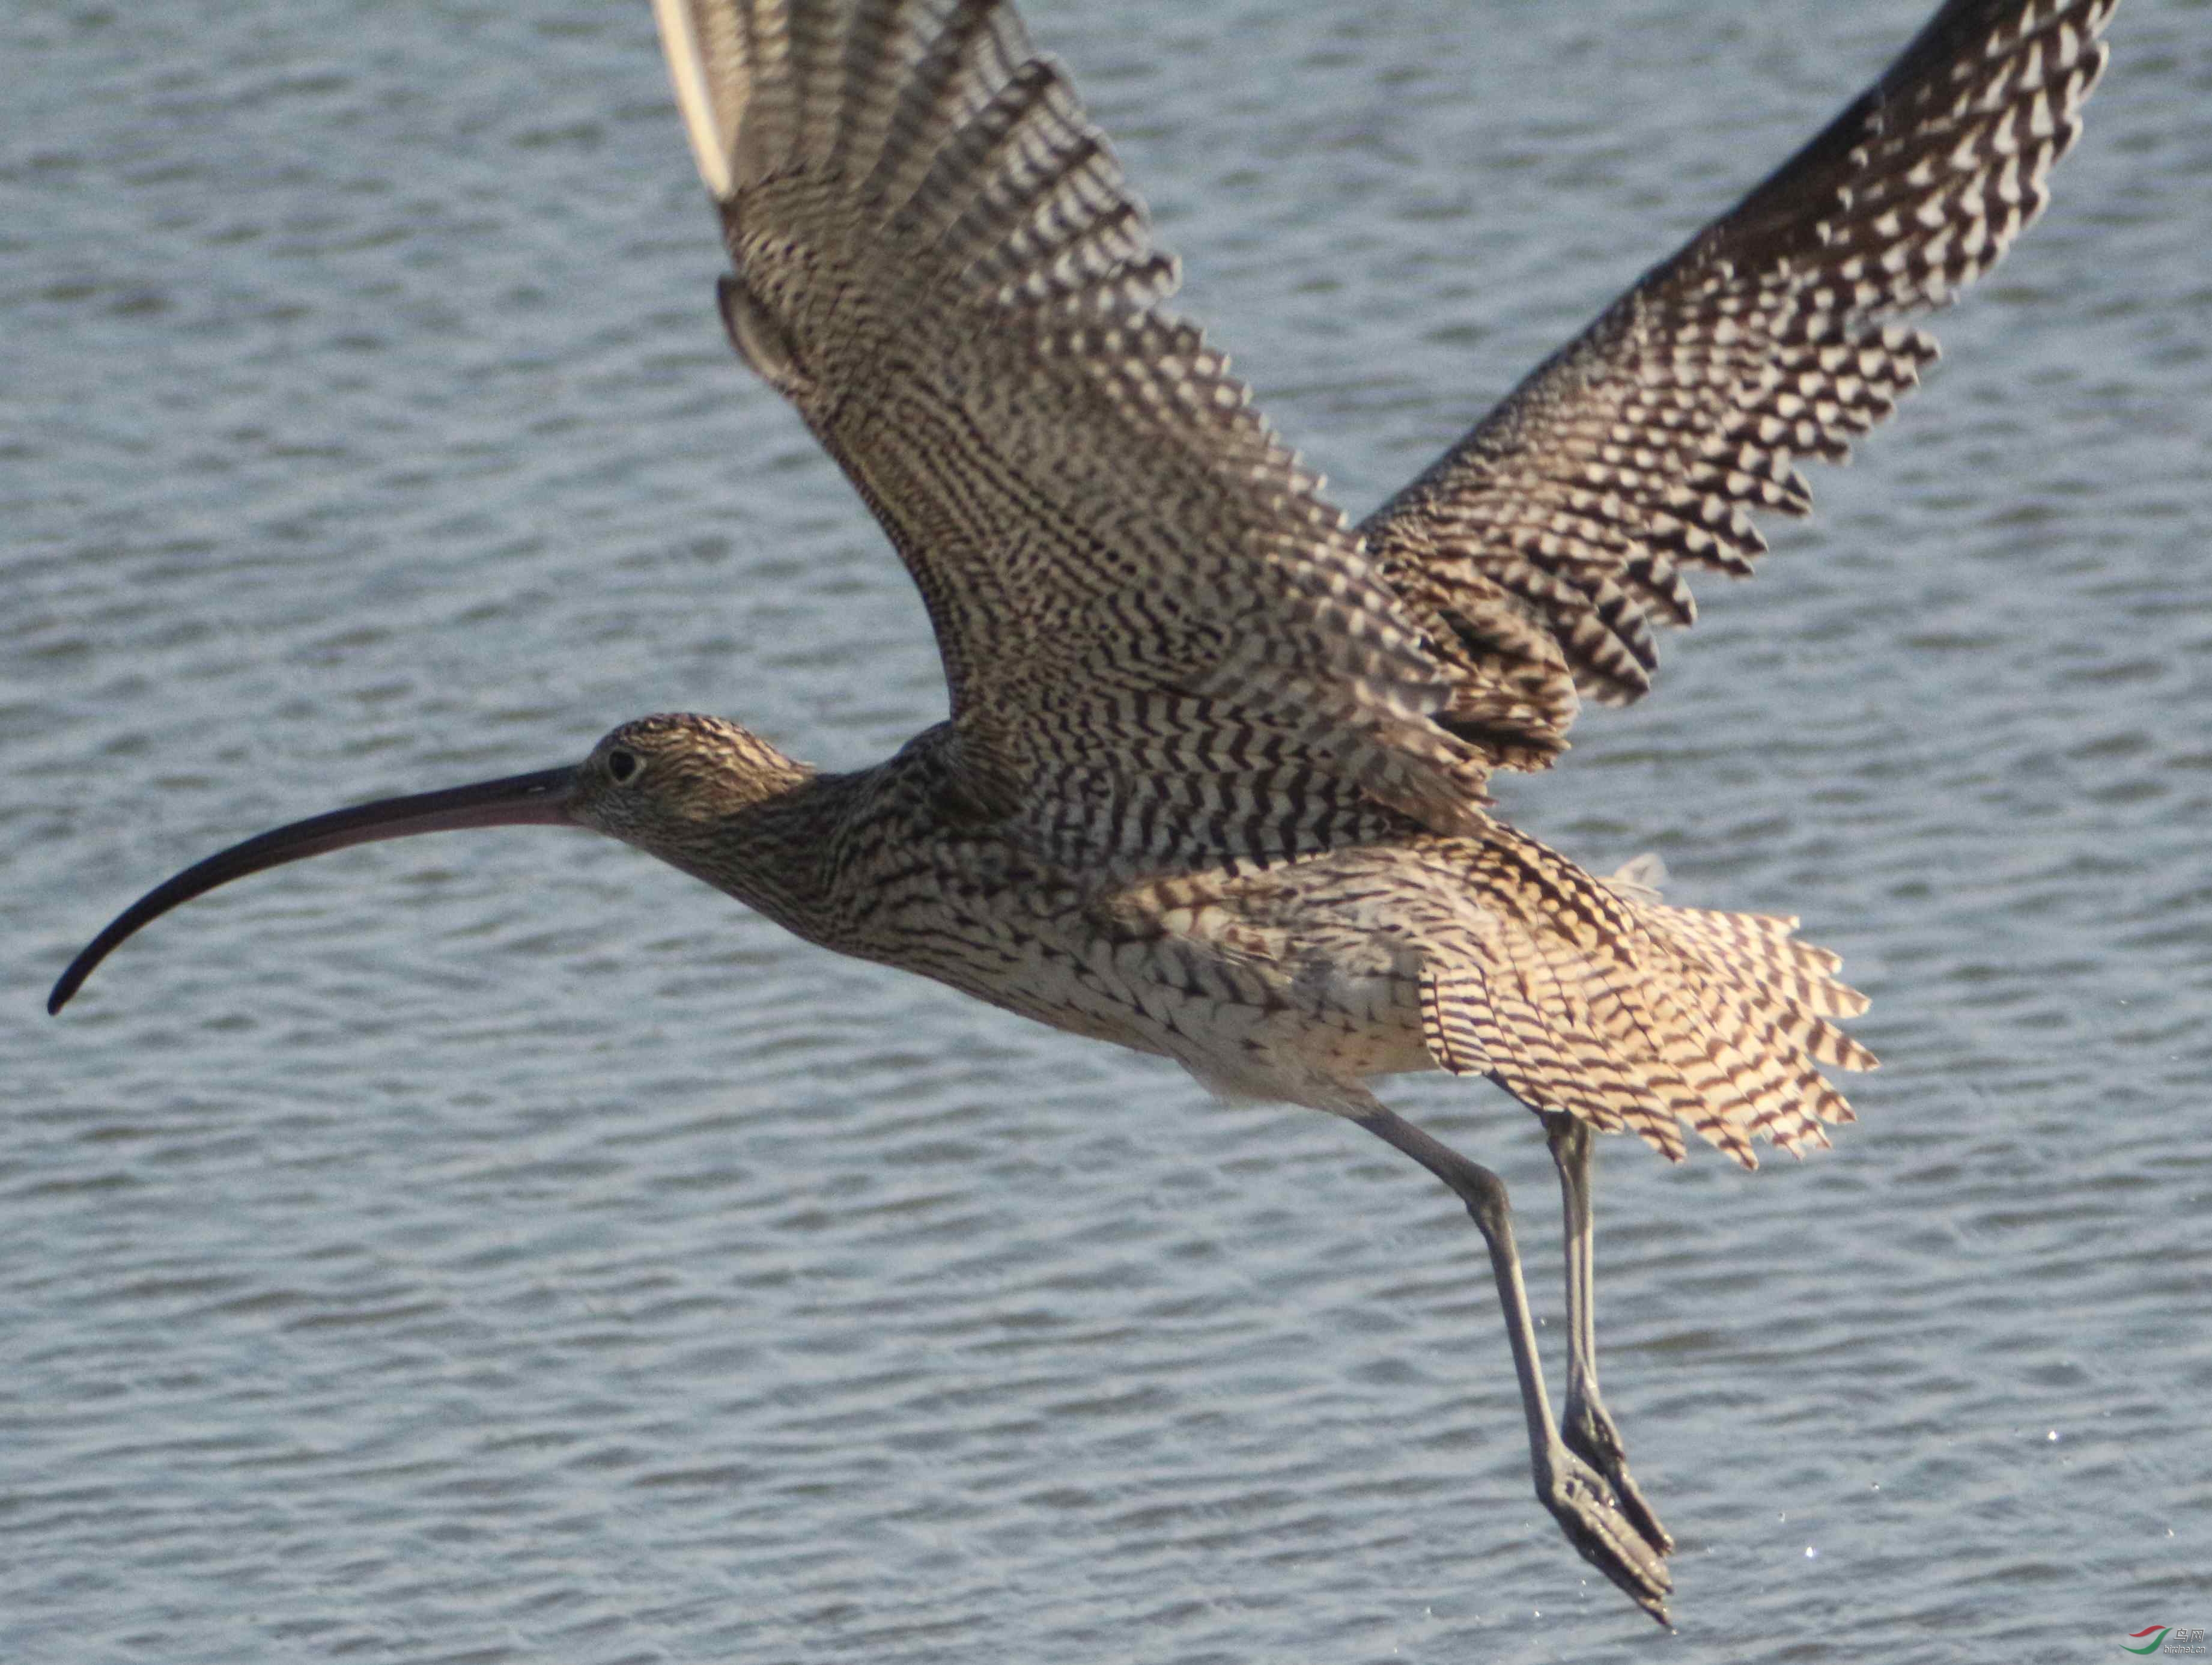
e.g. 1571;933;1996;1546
49;764;583;1015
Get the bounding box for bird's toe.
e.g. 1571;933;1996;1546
1541;1455;1674;1626
1563;1399;1675;1558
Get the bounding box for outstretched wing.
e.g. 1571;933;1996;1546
1363;0;2116;772
652;0;1491;857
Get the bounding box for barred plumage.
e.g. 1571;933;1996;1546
53;0;2121;1627
657;0;1494;843
1367;0;2114;748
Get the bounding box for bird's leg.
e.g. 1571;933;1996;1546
1355;1107;1671;1623
1542;1110;1673;1557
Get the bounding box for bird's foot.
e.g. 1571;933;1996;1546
1537;1448;1673;1626
1564;1394;1674;1559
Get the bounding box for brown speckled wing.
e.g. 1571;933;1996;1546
1363;0;2116;771
654;0;1494;857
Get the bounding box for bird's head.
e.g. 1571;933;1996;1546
572;713;810;849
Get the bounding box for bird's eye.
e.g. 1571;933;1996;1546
606;747;641;784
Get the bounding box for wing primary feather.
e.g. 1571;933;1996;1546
654;0;740;199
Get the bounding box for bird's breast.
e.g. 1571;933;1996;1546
833;828;1441;1110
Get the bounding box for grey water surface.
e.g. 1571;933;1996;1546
7;1;2210;1660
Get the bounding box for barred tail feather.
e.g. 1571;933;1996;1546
1424;838;1874;1168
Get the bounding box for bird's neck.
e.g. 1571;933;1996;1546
644;767;859;948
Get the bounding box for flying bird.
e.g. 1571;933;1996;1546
52;0;2118;1621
